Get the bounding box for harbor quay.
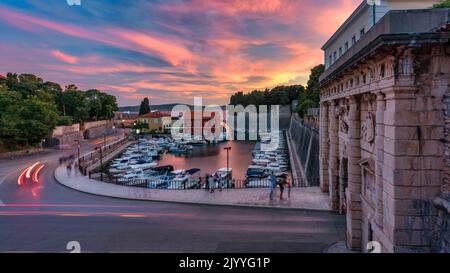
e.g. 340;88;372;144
70;126;330;211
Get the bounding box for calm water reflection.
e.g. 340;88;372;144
157;141;255;180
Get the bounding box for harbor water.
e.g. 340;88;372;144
157;141;255;181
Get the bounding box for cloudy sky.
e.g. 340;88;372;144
0;0;360;106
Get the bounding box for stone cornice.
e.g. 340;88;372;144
319;32;450;88
320;9;450;87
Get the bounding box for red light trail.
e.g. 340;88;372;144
32;164;45;183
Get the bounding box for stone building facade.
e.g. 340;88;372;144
319;8;450;252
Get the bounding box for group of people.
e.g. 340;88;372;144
269;172;291;201
201;173;226;193
60;154;79;177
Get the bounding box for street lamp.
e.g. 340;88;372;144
99;147;103;182
75;139;80;163
224;147;232;188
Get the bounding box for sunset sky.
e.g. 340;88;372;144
0;0;361;106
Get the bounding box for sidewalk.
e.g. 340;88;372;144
55;166;332;211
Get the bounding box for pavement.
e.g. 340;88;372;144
0;135;345;253
55;165;332;211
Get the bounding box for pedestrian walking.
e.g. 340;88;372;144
204;176;210;191
208;175;215;193
287;181;292;199
278;174;287;200
269;171;277;200
214;173;222;192
66;163;72;176
74;161;79;176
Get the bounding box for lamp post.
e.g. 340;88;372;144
136;129;141;153
224;147;231;188
76;140;80;163
99;147;103;182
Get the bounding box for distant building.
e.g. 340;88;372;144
177;111;217;137
322;0;440;70
319;5;450;253
113;111;139;128
137;111;172;132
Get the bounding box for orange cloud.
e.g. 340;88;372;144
312;0;360;37
113;30;194;68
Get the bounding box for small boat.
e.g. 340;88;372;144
129;160;158;170
246;165;268;179
167;168;201;190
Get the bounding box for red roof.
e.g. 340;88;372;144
0;75;5;79
138;111;171;119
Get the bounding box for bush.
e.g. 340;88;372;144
57;116;73;126
433;0;450;8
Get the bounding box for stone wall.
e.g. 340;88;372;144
289;115;320;187
83;122;114;139
46;120;114;148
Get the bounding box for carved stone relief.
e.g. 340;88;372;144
361;112;375;143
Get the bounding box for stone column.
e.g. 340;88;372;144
320;102;330;192
328;100;339;210
375;92;386;228
347;95;362;249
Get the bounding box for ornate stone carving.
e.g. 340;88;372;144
335;104;349;134
340;119;349;134
361;112;375;143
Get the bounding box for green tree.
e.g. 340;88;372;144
60;89;88;123
433;0;450;8
139;97;151;115
16;97;59;146
0;89;59;149
85;89;118;120
0;72;119;151
296;64;325;117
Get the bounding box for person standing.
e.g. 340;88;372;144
269;172;277;200
279;174;287;200
208;174;215;193
214;173;222;192
204;175;210;191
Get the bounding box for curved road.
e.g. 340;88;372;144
0;139;345;253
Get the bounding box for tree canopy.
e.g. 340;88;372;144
139;97;151;115
296;64;325;117
433;0;450;8
229;85;304;107
228;64;325;118
0;72;118;151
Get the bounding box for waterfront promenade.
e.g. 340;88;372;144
55;165;331;211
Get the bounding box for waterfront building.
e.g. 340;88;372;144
137;112;172;132
319;4;450;252
113;111;139;127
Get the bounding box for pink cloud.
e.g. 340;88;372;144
51;50;78;64
112;30;194;68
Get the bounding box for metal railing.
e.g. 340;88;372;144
79;137;129;176
92;175;293;190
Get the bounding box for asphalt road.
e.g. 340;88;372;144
0;137;345;253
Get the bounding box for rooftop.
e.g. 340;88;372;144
138;111;171;119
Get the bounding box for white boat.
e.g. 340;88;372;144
129;161;157;170
217;167;232;179
118;169;147;182
167;168;201;189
